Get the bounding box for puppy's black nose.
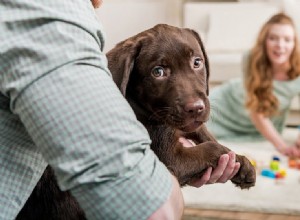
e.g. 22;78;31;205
184;100;205;114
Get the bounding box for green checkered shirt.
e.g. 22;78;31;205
0;1;172;219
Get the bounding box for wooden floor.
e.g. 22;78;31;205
183;208;300;220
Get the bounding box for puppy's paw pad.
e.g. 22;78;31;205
232;156;256;189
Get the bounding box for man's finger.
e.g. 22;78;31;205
189;167;212;188
208;154;229;184
216;152;236;183
228;162;240;180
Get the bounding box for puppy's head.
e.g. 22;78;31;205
107;24;210;133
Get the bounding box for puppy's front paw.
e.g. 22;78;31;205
231;155;256;189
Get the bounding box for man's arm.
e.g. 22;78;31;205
0;1;174;219
149;176;184;220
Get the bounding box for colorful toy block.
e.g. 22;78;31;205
261;156;287;179
288;158;300;169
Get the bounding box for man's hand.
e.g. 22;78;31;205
189;151;240;187
91;0;102;8
178;137;240;187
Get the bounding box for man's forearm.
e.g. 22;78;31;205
148;175;184;220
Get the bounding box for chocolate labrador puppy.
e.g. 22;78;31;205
17;24;255;220
107;24;256;188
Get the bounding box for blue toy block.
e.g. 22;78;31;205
261;169;276;178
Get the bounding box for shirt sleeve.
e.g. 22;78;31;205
0;1;172;219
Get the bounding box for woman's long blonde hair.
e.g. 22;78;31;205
245;13;300;116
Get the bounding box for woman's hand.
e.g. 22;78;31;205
282;146;300;158
280;135;300;158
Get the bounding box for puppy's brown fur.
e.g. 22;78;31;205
107;24;256;188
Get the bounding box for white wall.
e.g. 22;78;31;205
96;0;182;52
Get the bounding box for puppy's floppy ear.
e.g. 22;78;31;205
186;29;210;95
106;35;143;96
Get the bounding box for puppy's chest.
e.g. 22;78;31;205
146;125;200;151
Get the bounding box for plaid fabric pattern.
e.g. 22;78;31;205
0;1;171;219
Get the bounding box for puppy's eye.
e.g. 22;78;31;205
193;57;203;68
152;66;165;78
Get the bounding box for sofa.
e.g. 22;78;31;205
183;1;299;126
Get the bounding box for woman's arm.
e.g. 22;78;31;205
250;111;291;154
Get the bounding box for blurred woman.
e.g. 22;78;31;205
207;13;300;157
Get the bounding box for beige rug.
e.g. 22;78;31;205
182;128;300;215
